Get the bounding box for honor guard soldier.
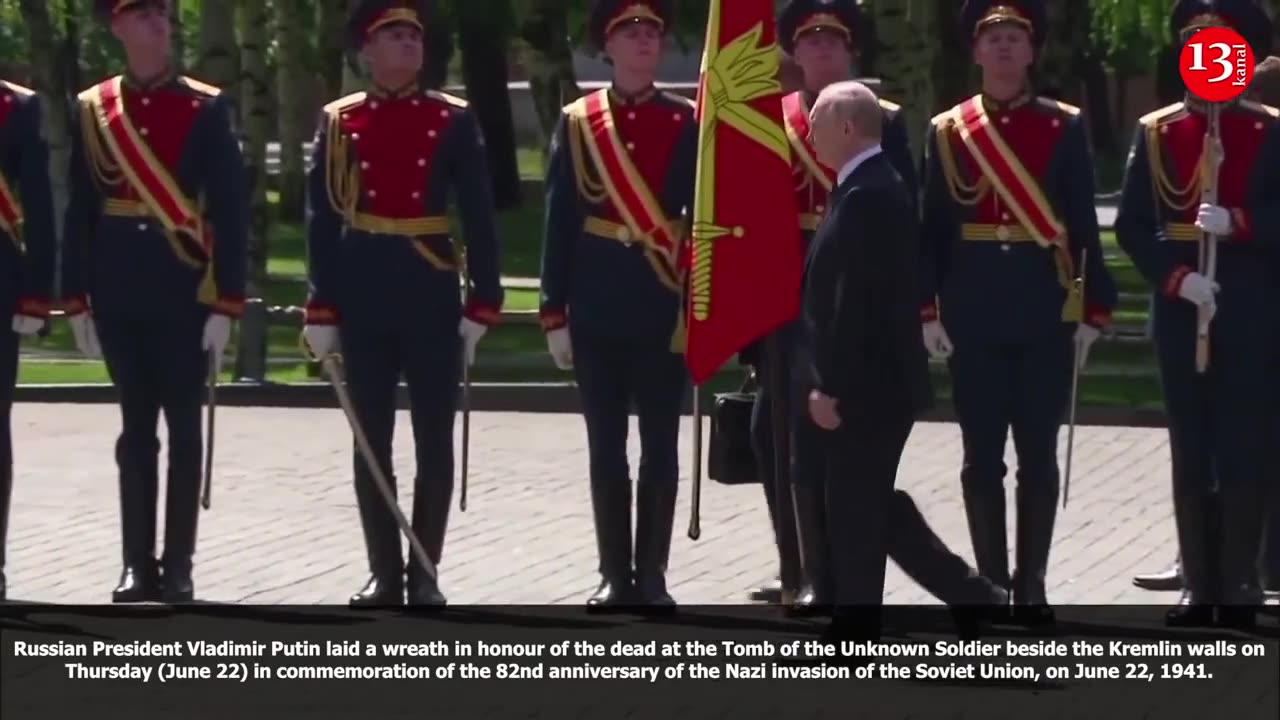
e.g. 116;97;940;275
0;79;56;601
1115;0;1280;628
302;0;501;607
749;0;923;612
919;0;1118;624
539;0;696;609
61;0;246;603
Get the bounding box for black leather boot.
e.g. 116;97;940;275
350;470;404;607
587;472;634;610
635;473;678;609
161;460;201;603
1011;483;1057;627
1166;480;1220;627
407;474;450;607
0;461;10;602
113;437;160;603
961;485;1011;621
791;480;830;615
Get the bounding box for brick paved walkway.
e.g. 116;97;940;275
0;404;1230;606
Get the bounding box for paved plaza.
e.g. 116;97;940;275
0;403;1230;606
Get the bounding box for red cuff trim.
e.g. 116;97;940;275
304;302;339;325
464;300;501;326
1085;303;1111;329
210;296;245;318
1230;208;1251;241
1164;266;1193;297
60;296;89;316
920;303;939;323
540;307;567;331
16;297;51;319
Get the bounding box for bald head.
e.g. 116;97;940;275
808;80;882;169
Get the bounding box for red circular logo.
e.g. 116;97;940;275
1179;27;1254;102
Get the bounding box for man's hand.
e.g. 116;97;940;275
1074;324;1101;369
69;313;102;359
808;389;841;431
546;327;573;370
1196;203;1232;236
922;320;953;360
459;317;487;366
202;314;232;371
1176;272;1219;319
11;314;42;336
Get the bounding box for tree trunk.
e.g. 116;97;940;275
420;0;453;90
868;0;936;164
457;7;521;210
197;0;240;106
317;0;348;99
519;0;581;150
17;0;75;296
171;0;185;70
1081;54;1115;154
931;0;972;113
236;0;271;379
276;0;312;221
1035;0;1086;103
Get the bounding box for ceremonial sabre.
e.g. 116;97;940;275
459;252;472;512
200;351;217;510
1062;250;1087;508
688;388;702;540
321;354;438;581
1195;103;1223;374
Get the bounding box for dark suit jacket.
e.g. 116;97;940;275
800;151;933;427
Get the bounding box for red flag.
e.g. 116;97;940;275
685;0;803;385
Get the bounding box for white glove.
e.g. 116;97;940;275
11;314;43;336
459;317;487;366
69;313;102;359
1074;324;1101;369
546;327;573;370
303;324;339;359
1195;203;1232;236
202;314;232;371
1176;272;1219;307
922;320;953;360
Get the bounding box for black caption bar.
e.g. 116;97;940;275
2;605;1276;719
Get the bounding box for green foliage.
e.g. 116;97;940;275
1091;0;1175;74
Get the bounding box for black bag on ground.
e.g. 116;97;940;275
707;372;759;486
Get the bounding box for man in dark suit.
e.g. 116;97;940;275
800;81;1007;639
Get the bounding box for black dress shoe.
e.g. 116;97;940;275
350;575;404;607
586;577;634;611
790;586;828;616
1011;604;1055;628
1133;564;1184;592
407;575;447;607
1165;593;1215;627
749;578;783;603
160;568;194;604
636;575;676;611
112;562;160;603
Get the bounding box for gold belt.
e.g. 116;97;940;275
1164;222;1200;242
347;213;457;271
583;216;684;246
103;198;151;217
960;223;1033;242
349;213;450;237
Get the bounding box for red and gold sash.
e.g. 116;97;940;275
950;95;1066;248
0;173;20;246
782;92;835;192
571;89;679;263
83;77;206;252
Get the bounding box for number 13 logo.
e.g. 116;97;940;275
1179;27;1253;103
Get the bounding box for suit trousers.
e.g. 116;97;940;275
0;326;16;573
